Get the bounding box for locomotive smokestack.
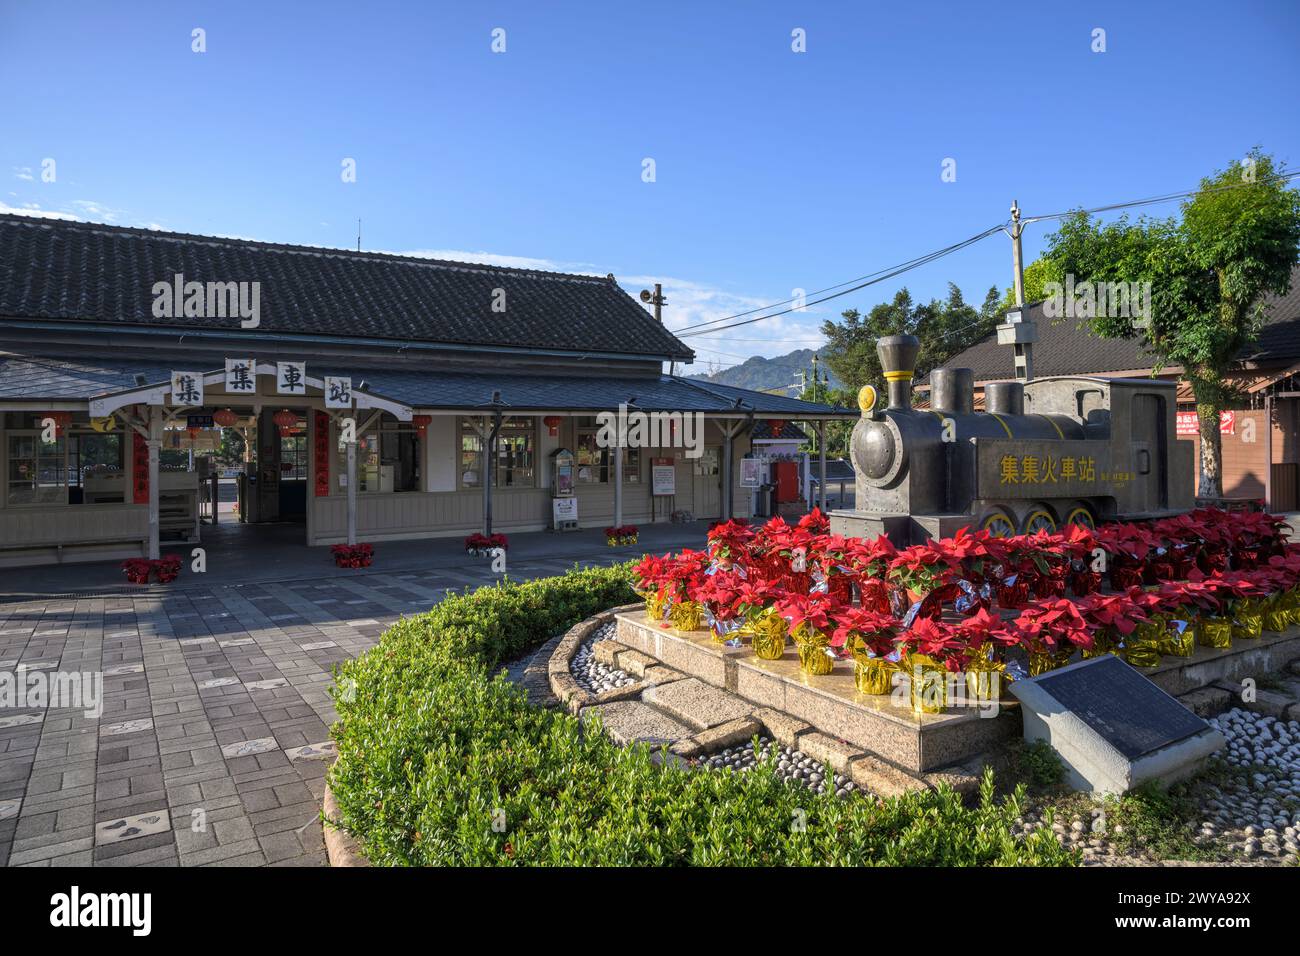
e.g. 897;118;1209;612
876;334;920;410
985;381;1024;416
930;367;975;415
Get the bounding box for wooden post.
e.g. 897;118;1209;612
613;443;623;529
146;407;161;560
346;439;357;546
816;421;828;513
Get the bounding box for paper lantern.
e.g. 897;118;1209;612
213;408;238;428
543;415;563;437
412;414;432;437
272;409;297;437
767;419;786;438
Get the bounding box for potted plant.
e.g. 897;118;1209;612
1010;598;1091;675
954;607;1017;702
831;605;899;695
331;543;374;568
152;555;182;584
893;616;962;714
735;576;786;659
121;557;152;585
774;591;840;676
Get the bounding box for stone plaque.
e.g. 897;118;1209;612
1034;655;1206;760
1010;655;1223;794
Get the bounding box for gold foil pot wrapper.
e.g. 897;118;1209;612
641;590;666;623
1081;633;1115;659
1160;617;1197;656
1284;588;1300;627
1028;649;1072;676
796;642;836;676
1232;603;1263;640
1264;595;1291;633
1122;619;1164;667
669;600;705;632
1198;617;1232;650
744;612;788;660
903;654;947;714
963;653;1005;702
851;652;896;695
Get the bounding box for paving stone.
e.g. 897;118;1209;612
848;754;931;798
580;700;694;747
641;677;754;731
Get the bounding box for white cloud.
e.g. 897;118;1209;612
618;273;827;366
0;201;78;220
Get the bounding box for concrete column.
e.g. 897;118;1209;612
346;439;357;545
613;443;623;528
481;415;492;536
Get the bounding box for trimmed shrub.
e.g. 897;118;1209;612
328;564;1076;866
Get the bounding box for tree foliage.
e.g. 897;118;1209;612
819;283;1002;396
1042;149;1300;496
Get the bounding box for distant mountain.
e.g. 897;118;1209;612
685;348;841;396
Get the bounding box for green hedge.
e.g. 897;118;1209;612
328;564;1076;866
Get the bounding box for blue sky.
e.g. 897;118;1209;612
2;1;1297;373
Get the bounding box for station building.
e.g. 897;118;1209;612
0;214;853;567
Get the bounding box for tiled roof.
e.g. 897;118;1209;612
936;264;1300;382
0;353;856;417
0;214;694;360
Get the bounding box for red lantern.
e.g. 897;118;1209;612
272;409;297;437
543;415;563;437
411;414;432;438
767;419;785;438
213;408;238;428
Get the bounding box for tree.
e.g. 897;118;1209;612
1043;149;1300;497
819;284;1002;397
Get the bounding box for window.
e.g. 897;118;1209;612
575;419;641;483
280;434;308;481
459;417;536;488
334;414;421;493
7;433;66;505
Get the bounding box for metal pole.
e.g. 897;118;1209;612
817;421;828;513
346;439;357;545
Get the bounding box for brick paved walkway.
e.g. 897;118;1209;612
0;551;641;867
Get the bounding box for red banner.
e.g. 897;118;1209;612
314;411;330;497
1177;410;1235;436
132;431;149;504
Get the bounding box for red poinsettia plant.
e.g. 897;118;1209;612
331;543;374;568
830;604;898;654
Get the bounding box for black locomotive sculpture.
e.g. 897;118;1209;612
829;334;1194;546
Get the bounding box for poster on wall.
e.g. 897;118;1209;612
651;457;675;496
314;411;330;496
740;457;763;489
1176;410;1236;436
132;432;149;504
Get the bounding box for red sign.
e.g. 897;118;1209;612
1176;410;1235;436
314;411;330;497
132;432;149;504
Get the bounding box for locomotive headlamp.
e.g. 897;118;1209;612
857;384;878;414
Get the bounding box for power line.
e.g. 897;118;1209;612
669;168;1300;342
674;225;1004;339
1023;169;1300;225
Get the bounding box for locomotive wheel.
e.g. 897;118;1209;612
980;508;1016;538
1021;507;1057;534
1064;504;1096;529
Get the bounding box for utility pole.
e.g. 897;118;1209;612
997;199;1037;382
641;283;670;372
